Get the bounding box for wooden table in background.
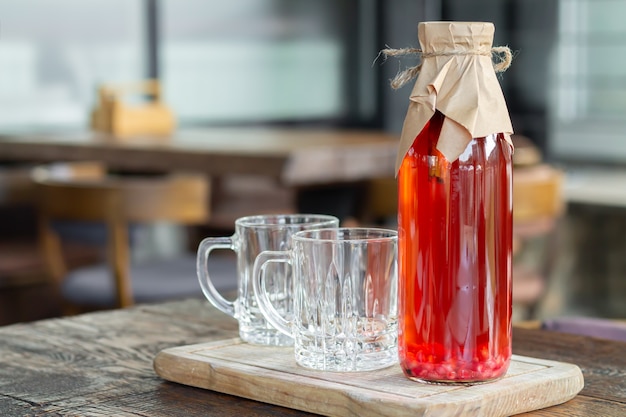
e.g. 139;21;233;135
0;128;398;186
0;299;624;416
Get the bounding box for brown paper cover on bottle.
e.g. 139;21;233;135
395;21;514;173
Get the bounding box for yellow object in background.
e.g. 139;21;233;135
91;79;175;138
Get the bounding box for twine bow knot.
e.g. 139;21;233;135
380;46;513;89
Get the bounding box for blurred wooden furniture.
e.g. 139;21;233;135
0;128;398;186
541;316;626;342
0;164;103;324
207;175;296;231
0;298;623;416
0;128;398;229
509;134;565;318
91;79;175;138
511;134;543;167
0;165;40;286
361;177;397;226
33;162;235;313
0;165;53;323
512;163;565;319
563;168;626;207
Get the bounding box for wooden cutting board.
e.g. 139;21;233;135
153;338;584;417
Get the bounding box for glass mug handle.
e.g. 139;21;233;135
197;236;237;317
252;250;293;337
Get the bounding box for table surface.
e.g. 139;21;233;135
0;128;399;186
0;299;624;417
563;166;626;208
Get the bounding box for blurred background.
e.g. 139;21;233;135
0;0;625;323
3;0;625;162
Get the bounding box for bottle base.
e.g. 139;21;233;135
402;358;510;385
405;375;505;386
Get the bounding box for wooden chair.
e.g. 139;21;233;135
0;164;106;323
0;164;43;288
33;162;236;313
361;177;398;227
0;164;56;324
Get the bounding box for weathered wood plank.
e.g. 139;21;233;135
50;384;321;417
0;300;239;416
516;395;626;417
153;339;584;417
0;299;623;416
513;327;626;403
0;129;399;185
0;395;39;416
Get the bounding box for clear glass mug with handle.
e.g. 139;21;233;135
253;227;398;371
197;214;339;346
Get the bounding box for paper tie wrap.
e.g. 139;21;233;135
394;21;514;173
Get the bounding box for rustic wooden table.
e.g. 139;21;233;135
0;128;398;186
0;128;399;228
0;299;624;416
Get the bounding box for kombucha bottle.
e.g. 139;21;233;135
394;22;514;384
398;111;513;384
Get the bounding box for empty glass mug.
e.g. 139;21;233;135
197;214;339;346
253;228;398;371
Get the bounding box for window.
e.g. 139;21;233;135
161;0;344;124
0;0;378;131
0;0;146;131
549;0;626;162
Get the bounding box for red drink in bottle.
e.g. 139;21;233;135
398;110;513;384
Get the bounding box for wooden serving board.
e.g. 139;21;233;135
153;338;584;417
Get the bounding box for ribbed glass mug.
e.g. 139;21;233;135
197;214;339;346
253;227;398;371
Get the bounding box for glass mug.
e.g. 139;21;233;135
253;228;398;371
197;214;339;346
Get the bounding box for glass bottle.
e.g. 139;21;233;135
398;108;513;384
389;21;514;384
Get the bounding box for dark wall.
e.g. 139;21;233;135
377;0;558;154
378;0;441;134
442;0;559;154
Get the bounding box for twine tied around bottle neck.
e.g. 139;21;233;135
380;46;513;90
